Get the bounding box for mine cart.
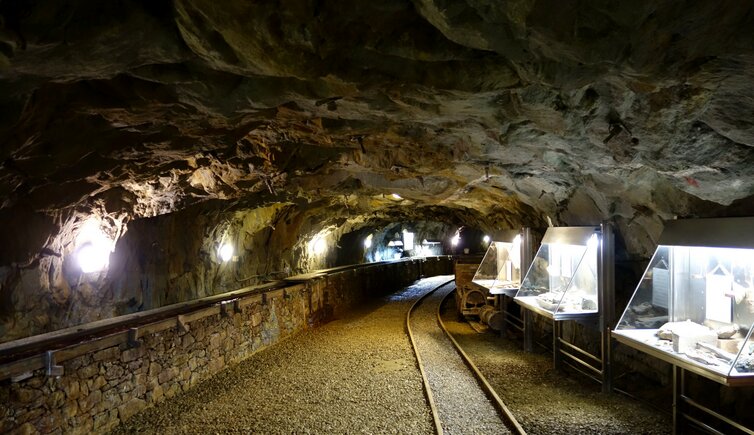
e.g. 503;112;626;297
470;228;534;334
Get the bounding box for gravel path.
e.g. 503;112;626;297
440;291;672;435
411;283;512;434
112;276;453;434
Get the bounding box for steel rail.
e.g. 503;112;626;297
436;285;527;435
405;278;454;435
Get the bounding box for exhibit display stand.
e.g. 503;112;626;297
515;223;614;393
613;217;754;434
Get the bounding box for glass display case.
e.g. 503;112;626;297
514;227;600;320
613;217;754;386
472;235;522;296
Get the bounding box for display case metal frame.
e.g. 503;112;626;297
517;223;614;393
495;228;534;339
612;216;754;434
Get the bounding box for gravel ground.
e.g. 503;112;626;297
440;291;672;435
411;283;512;434
113;276;453;434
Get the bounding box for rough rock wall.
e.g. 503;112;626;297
2;0;754;351
0;192;460;343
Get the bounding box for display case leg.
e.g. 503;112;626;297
602;327;613;393
672;366;682;435
553;320;562;371
500;295;508;339
523;309;533;352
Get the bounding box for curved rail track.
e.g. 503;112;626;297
407;279;526;435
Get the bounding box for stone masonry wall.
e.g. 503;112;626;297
0;258;453;434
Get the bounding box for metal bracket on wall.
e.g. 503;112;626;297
127;327;141;348
45;350;63;377
177;315;190;333
233;299;242;314
220;301;233;318
261;293;268;305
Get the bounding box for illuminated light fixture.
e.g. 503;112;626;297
218;243;234;262
314;237;327;255
403;230;415;251
483;235;491;243
364;234;373;249
391;193;402;200
587;233;599;250
75;219;114;273
451;234;460;246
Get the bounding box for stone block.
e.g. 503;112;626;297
148;384;163;403
38;410;62;434
90;376;106;391
13;388;40;404
103;388;121;411
47;390;65;408
78;389;101;413
182;333;196;348
104;364;125;381
165;383;180;399
208;333;223;350
180;367;191;382
148;362;161;378
132;384;147;399
78;364;99;380
121;347;143;363
14;422;38;435
207;357;225;374
62;401;78;419
157;367;178;385
62;380;80;401
17;407;44;424
117;398;146;423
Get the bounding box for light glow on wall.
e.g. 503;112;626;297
310;234;328;255
75;219;114;273
451;234;460;246
218;243;234;262
364;234;373;249
483;235;491;243
391;193;402;200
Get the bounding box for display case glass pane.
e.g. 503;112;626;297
472;239;522;295
515;233;599;316
615;245;754;378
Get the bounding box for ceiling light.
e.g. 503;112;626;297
483;235;491;243
364;234;373;249
451;234;460;246
391;193;402;200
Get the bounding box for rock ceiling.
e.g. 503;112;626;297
2;0;754;257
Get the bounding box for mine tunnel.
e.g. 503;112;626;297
2;1;754;434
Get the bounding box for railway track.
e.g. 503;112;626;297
407;280;526;435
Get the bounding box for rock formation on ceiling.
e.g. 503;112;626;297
1;0;754;341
